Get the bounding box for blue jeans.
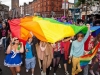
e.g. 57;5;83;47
2;37;6;52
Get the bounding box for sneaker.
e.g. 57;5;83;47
32;74;34;75
17;73;20;75
41;71;43;75
65;71;69;75
26;69;29;72
43;72;46;75
50;67;52;70
58;64;61;68
54;73;56;75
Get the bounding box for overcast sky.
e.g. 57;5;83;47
1;0;74;9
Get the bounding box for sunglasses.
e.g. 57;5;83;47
14;39;19;41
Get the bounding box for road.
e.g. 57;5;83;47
0;45;92;75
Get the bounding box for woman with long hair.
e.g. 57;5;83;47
4;37;24;75
52;41;61;75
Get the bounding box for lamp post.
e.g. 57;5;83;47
64;0;66;16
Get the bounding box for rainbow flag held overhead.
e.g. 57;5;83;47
9;16;88;43
80;43;100;69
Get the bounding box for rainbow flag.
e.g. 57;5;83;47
80;43;100;69
9;16;88;43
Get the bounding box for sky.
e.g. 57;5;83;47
1;0;74;9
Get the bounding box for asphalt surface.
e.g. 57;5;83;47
0;45;92;75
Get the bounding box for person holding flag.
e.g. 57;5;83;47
69;24;90;75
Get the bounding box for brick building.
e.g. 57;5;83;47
22;0;65;17
33;0;64;17
11;0;74;18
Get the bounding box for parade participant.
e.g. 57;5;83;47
90;33;100;75
89;56;99;75
6;32;12;51
69;24;90;75
43;43;53;75
95;49;100;75
25;37;36;75
84;35;94;75
36;41;47;74
60;37;73;75
4;37;24;75
0;22;9;52
52;41;61;75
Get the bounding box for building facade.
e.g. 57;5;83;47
22;0;64;17
11;0;19;9
11;0;74;18
0;4;9;19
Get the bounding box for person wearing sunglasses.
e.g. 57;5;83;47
4;37;24;75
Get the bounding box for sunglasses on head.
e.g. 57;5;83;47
14;39;19;41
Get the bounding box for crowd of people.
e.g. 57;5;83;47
0;16;100;75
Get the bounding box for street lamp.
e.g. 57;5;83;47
64;0;67;16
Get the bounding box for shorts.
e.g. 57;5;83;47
25;57;36;70
54;51;61;58
61;54;67;64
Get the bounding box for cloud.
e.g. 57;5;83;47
1;0;11;9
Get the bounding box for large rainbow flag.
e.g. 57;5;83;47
8;16;87;43
80;43;100;69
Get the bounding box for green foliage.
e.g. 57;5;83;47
75;0;85;7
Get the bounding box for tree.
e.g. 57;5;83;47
75;0;85;7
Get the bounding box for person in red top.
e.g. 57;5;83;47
60;37;73;75
84;34;94;75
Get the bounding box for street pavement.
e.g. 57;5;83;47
0;46;92;75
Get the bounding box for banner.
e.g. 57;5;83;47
62;0;68;9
